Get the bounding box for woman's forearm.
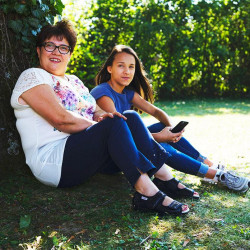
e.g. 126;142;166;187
21;85;97;134
53;110;96;134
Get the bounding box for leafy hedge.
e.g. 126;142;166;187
66;0;250;99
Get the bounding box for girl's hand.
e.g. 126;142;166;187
158;127;183;143
169;129;183;143
97;111;127;122
171;131;183;143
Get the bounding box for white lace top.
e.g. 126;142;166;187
11;68;96;187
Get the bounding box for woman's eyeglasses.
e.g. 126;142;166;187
42;42;71;54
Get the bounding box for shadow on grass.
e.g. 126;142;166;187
0;165;249;249
0;166;151;248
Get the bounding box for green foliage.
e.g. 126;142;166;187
19;215;31;229
0;0;64;58
65;0;249;98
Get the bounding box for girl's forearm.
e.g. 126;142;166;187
151;132;166;143
154;108;172;127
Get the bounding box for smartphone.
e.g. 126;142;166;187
170;121;189;133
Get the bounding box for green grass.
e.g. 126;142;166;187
0;99;249;249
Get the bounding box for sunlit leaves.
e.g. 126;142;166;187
54;0;65;14
64;0;249;98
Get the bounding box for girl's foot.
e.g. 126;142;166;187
211;163;226;171
217;171;249;193
203;164;226;184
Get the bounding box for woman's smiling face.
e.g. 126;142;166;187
36;36;71;77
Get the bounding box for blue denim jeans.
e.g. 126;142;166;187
147;122;209;177
59;111;168;188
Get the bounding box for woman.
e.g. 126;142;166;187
11;20;193;216
91;45;249;193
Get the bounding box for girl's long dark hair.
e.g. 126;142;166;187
95;45;154;103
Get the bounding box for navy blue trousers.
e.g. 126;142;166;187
58;111;168;188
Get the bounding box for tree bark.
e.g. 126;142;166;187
0;11;30;174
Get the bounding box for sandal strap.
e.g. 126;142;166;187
167;200;183;210
145;191;166;209
180;186;195;195
169;178;180;185
155;198;184;215
153;177;199;199
153;177;180;191
132;191;187;215
132;191;166;211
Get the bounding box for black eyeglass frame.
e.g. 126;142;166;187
41;42;71;54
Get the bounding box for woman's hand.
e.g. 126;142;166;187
153;126;183;143
93;100;127;122
93;104;127;122
97;111;127;122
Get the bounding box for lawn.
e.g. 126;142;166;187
0;99;249;249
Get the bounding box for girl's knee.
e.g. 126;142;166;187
110;115;125;125
123;110;146;129
101;116;125;130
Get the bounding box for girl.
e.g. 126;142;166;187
91;45;249;193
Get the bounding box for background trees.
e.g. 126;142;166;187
66;0;249;98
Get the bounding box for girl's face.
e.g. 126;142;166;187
36;36;71;77
107;52;136;92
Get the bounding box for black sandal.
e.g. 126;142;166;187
132;190;189;215
153;178;200;200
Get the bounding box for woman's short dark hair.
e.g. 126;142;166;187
36;19;77;52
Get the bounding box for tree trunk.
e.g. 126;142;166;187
0;11;30;175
